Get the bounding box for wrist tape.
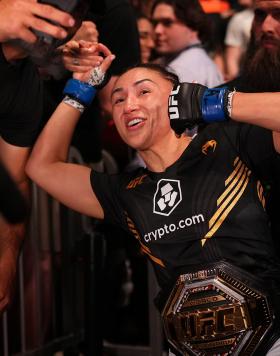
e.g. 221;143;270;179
63;95;85;113
201;87;230;123
63;78;97;107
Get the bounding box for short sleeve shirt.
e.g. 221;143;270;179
225;9;254;49
91;122;280;293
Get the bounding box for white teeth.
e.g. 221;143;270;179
127;118;143;127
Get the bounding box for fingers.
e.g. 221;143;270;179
100;53;116;73
24;1;75;40
72;21;99;43
96;43;113;58
70;41;115;83
12;27;37;43
29;15;69;39
0;0;75;43
62;41;105;73
64;56;105;73
32;2;75;29
95;43;115;73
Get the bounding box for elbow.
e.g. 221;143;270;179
25;155;43;185
25;157;35;181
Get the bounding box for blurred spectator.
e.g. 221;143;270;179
135;11;156;63
224;0;254;80
199;0;234;76
224;0;280;255
126;10;155;169
0;0;75;315
151;0;224;86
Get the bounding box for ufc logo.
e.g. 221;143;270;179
186;307;237;338
168;85;180;120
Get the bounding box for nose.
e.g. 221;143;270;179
261;14;278;34
123;94;138;114
154;23;164;35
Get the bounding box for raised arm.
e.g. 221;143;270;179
230;92;280;131
26;43;115;219
168;83;280;152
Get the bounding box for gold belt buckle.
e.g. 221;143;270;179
162;262;275;355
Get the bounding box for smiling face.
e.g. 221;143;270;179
111;67;174;151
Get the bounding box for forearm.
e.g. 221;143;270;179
231;92;280;132
0;178;29;313
0;218;25;312
225;46;241;80
28;46;113;174
0;218;25;258
27;102;81;175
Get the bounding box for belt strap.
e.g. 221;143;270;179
254;324;280;356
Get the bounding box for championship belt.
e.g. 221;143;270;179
162;262;275;356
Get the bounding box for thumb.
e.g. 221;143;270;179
100;54;115;73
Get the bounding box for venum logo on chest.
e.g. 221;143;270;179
153;179;182;216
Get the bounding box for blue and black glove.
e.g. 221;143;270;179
168;83;231;135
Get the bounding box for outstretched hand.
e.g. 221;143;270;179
63;41;115;83
0;0;75;43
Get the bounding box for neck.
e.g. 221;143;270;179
138;134;191;172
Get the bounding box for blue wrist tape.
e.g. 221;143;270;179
201;88;228;123
63;79;97;107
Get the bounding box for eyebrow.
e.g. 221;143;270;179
111;79;158;98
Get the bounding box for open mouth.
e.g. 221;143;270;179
127;118;145;128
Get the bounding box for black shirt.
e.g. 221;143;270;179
0;45;43;147
91;122;280;299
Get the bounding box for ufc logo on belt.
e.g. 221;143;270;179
168;85;180;120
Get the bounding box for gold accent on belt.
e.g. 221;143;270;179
162;262;274;355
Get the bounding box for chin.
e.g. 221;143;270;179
155;46;169;54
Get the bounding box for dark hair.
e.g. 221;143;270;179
134;8;151;22
151;0;211;43
119;62;180;86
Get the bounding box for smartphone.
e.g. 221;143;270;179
35;0;89;47
10;0;89;64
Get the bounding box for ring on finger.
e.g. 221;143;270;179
72;58;80;66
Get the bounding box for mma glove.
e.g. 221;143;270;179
168;82;232;135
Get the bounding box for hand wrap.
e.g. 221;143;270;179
62;66;106;111
63;78;97;107
168;83;231;135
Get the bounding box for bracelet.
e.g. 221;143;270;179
226;89;236;118
201;87;229;123
87;67;105;87
63;78;97;107
63;95;85;113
